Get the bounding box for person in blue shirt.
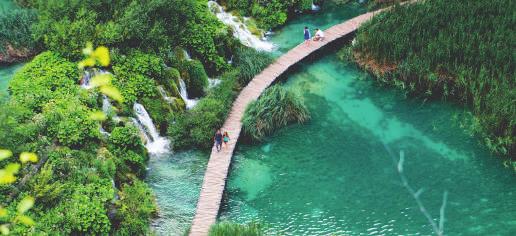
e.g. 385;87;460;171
214;129;223;152
304;26;311;46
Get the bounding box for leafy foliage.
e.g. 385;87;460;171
225;0;315;29
30;0;233;73
352;0;515;157
8;52;79;113
169;72;238;149
242;85;310;141
113;179;156;235
182;59;209;98
0;8;38;59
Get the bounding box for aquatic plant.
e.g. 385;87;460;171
351;0;515;159
242;85;310;141
208;221;263;236
0;8;38;63
233;47;273;85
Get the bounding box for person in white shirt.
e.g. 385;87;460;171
313;28;325;41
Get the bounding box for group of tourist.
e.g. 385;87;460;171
304;26;325;46
214;129;230;152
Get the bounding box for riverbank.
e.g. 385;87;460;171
221;50;516;236
349;0;515;162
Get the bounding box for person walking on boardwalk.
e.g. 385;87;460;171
223;131;230;149
214;129;223;152
304;26;311;46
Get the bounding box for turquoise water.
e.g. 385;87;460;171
0;0;16;13
270;2;365;55
219;55;516;235
146;3;368;235
147;150;208;235
0;63;24;98
147;2;516;235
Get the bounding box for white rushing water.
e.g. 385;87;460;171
208;78;222;88
157;86;174;103
81;69;110;89
179;79;198;109
207;1;275;52
132;103;170;154
311;2;321;11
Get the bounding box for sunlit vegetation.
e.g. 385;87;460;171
242;85;310;141
169;46;273;149
223;0;318;29
348;0;515;159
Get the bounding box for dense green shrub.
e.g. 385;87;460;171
352;0;515;157
0;8;38;61
42;98;100;147
242;85;310;141
8;52;79;112
233;47;273;85
36;181;114;235
209;221;263;236
31;0;232;73
182;59;209;98
225;0;315;29
113;179;156;235
163;67;181;97
109;126;148;178
169;71;238;149
109;126;145;153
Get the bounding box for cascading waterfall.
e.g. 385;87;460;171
311;1;321;11
157;86;174;103
183;49;192;61
102;95;120;122
208;78;222;88
81;69;110;89
207;1;275;52
179;79;198;109
132;103;170;154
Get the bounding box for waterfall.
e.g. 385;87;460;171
183;49;192;61
81;69;110;89
102;95;121;123
157;86;174;103
132;103;170;154
99;126;110;137
179;79;198;109
207;1;275;52
208;78;222;88
311;2;321;11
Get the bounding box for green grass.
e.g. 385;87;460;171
351;0;515;159
242;85;310;141
209;221;263;236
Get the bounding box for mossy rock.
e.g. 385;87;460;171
172;97;186;112
182;60;208;98
164;67;181;97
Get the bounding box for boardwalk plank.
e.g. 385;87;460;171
189;8;384;236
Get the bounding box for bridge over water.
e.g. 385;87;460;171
189;9;386;236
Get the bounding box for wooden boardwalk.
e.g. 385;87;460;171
189;9;384;236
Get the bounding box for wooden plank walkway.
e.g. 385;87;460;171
189;9;385;236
